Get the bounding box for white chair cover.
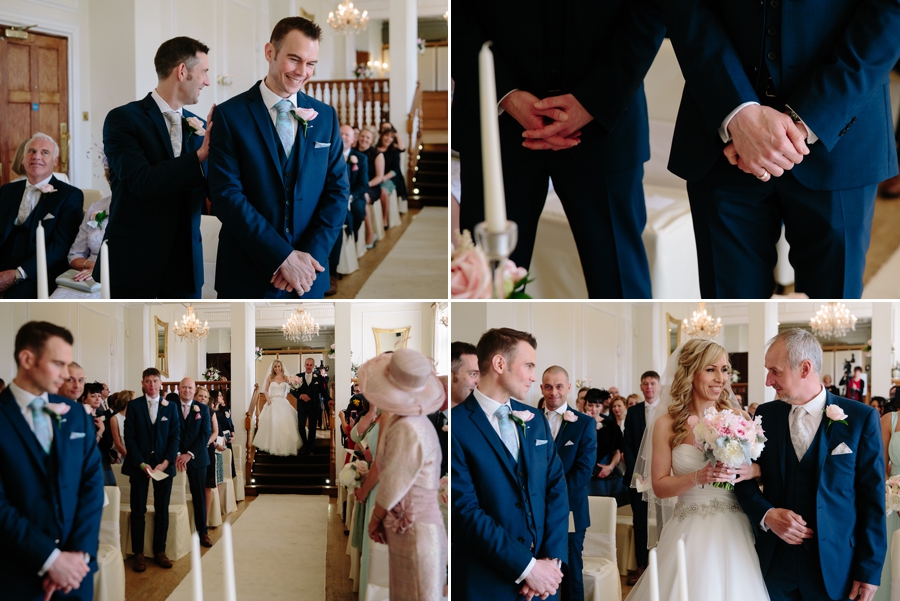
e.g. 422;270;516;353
232;443;245;502
398;196;408;214
891;528;900;601
387;189;402;228
337;227;360;275
615;505;659;575
583;496;621;601
371;199;386;241
357;223;368;258
207;484;223;528
346;496;361;592
94;486;125;601
364;541;391;601
219;449;238;516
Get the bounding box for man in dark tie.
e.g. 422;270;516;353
0;321;104;600
295;358;329;454
173;377;212;547
98;36;212;299
450;341;479;408
540;366;596;601
0;134;82;299
123;368;180;572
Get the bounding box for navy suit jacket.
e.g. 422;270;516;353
98;94;207;294
735;394;886;598
122;396;180;478
294;372;330;405
0;389;104;601
666;0;900;189
451;394;568;599
0;177;83;278
622;401;649;484
553;405;597;532
208;82;349;299
179;400;211;469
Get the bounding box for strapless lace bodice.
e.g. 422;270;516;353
267;381;289;400
671;444;742;517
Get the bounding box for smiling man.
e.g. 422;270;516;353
209;16;348;299
0;133;83;298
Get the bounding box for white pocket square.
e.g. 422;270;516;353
314;141;330;148
161;416;168;421
43;214;55;220
69;432;85;439
536;439;548;446
564;440;575;446
831;442;853;455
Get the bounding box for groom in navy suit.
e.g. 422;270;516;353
0;321;104;600
736;329;886;601
209;17;348;299
452;328;568;600
98;36;212;298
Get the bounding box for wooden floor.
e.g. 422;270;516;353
864;190;900;284
122;495;356;601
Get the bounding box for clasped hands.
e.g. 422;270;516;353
519;558;564;601
272;250;324;295
500;91;592;151
723;105;810;181
42;551;90;600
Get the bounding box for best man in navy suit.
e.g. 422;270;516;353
0;134;82;298
295;358;330;454
174;377;212;547
209;17;348;299
736;329;886;601
665;0;900;298
452;328;568;600
540;366;597;601
0;321;104;600
123;368;181;572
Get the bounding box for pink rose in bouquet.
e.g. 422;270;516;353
691;407;767;489
451;246;491;299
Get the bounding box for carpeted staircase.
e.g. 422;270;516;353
409;143;448;207
247;437;336;496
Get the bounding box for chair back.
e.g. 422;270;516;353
232;444;244;477
222;449;233;482
81;188;103;211
99;486;121;547
170;470;188;505
584;496;617;563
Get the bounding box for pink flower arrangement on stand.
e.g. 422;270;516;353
451;230;531;299
689;407;767;489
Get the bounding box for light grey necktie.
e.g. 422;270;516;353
29;397;52;454
148;398;159;425
164;111;182;157
790;406;812;460
274;99;295;158
546;410;561;440
494;405;518;463
15;185;39;226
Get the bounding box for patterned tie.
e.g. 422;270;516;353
163;111;182;157
274;99;295;158
15;185;39;226
494;405;518;463
148;399;159;425
790;406;812;460
29;397;52;454
545;410;561;440
183;403;190;420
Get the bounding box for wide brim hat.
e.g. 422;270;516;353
357;348;444;416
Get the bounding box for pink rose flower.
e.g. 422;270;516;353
293;108;318;122
161;400;169;407
193;405;200;412
687;415;699;428
563;410;578;423
45;402;71;416
185;116;206;136
451;247;491;299
355;460;370;476
502;260;528;296
349;155;358;164
38;184;56;194
510;410;534;423
825;404;848;422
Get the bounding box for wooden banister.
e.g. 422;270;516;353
160;380;231;397
305;78;390;128
407;81;424;196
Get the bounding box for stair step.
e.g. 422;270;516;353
249;473;332;485
410;194;448;206
245;484;338;496
412;171;446;184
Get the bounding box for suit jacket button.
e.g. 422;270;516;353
518;537;525;543
527;512;532;517
285;171;292;177
767;27;776;35
770;0;779;6
516;502;523;508
767;51;777;61
55;539;60;544
518;472;524;478
285;227;290;235
285;185;290;191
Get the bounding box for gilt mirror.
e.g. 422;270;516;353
373;326;411;355
155;316;169;377
666;313;681;356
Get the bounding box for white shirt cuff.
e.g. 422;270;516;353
17;267;27;280
784;104;819;144
760;508;773;532
516;557;536;584
39;548;62;577
719;102;760;143
498;89;518;116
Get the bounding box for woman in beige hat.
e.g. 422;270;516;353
358;348;447;600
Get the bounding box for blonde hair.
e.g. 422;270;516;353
269;360;284;380
668;339;733;448
195;386;210;403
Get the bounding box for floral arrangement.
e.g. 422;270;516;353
254;347;263;362
416;38;426;55
203;367;222;381
288;374;304;395
451;230;531;299
354;63;373;79
338;459;370;491
887;477;900;515
689;407;766;489
438;475;448;505
575;378;592;389
350;351;360;379
328;343;335;359
730;369;741;384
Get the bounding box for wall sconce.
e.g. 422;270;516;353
217;74;233;86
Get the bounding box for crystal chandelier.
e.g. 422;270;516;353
327;1;369;35
809;302;857;339
282;306;320;343
173;305;209;342
682;302;722;340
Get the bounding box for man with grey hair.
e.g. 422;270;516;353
735;328;885;601
0;132;83;298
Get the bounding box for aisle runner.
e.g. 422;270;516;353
166;496;327;601
356;207;448;298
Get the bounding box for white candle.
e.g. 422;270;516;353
100;240;111;299
35;222;48;299
191;532;203;601
677;538;689;601
648;548;660;601
223;522;237;601
478;41;507;234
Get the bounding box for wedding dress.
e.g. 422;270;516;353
625;444;770;601
875;412;900;601
253;381;303;456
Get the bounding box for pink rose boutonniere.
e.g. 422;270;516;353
161;400;169;407
192;405;200;413
184;116;206;142
563;410;578;423
510;409;534;439
824;404;848;430
38;184;56;194
44;402;71;427
291;108;318;138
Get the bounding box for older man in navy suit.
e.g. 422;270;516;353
540;366;596;601
736;329;886;601
452;328;568;600
295;357;330;455
209;17;348;299
174;377;212;547
123;368;180;572
0;321;104;600
98;36;212;299
0;134;82;298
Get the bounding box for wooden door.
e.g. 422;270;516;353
0;28;69;185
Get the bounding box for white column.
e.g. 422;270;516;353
871;302;894;398
230;303;256;447
334;303;353;463
748;302;779;406
389;0;417;150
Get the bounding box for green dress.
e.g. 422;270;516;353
876;412;900;601
352;421;380;601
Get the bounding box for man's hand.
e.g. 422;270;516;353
596;463;612;478
0;269;17;294
523;558;563;598
272;251;324;294
300;394;311;402
46;551;89;594
849;581;878;601
94;418;105;440
499;90;553;133
153;459;170;473
518;583;550;601
521;94;593;150
196;104;216;163
725;105;808;179
175;454;191;471
764;508;813;545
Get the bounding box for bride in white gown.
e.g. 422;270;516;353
626;339;770;601
253;360;303;456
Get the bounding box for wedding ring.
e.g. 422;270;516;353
757;170;770;181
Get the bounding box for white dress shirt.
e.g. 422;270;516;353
544;404;566;440
259;79;299;138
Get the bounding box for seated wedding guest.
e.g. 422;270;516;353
110;390;135;462
380;121;406;151
10;137;71;183
610;396;628;433
872;396;887;417
576;387;589;412
584;390;626;505
626;393;640;408
0;133;82;298
59;361;85;401
81;382;116;486
358;128;385;248
359;348;447;601
823;373;841;396
175;378;213;547
194;386;222;513
376;130;405;221
123;367;180;572
747;402;760;418
840;366;866;401
0;320;104;600
450;341;479;408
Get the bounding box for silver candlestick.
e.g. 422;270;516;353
474;221;518;299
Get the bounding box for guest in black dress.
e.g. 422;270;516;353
82;381;117;486
194;387;221;506
213;389;236;478
357;128;385;248
583;389;627;505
